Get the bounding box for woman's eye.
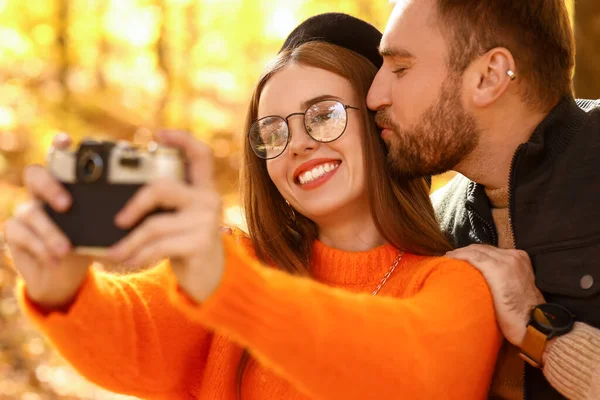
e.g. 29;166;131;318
313;113;331;122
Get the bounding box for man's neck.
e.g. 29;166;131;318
456;103;550;189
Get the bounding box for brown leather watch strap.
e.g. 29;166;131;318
519;325;548;368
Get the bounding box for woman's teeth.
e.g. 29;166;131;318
298;162;339;185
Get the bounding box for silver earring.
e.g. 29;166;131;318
507;69;516;81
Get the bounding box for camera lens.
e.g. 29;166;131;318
78;151;104;183
83;158;95;176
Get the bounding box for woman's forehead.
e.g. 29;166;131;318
258;64;356;117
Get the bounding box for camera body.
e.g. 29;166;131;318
45;140;185;255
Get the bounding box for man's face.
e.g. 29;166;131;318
366;0;480;179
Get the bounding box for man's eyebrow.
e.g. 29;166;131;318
300;94;344;110
378;46;414;59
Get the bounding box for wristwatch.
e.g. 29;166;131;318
519;303;575;368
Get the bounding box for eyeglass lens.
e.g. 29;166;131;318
249;100;350;159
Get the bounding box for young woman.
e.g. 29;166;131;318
7;13;501;400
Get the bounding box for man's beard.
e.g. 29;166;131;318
375;77;480;180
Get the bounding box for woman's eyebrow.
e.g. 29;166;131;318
300;94;344;109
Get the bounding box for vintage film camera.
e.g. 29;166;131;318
45;140;185;255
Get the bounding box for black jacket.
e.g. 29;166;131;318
432;97;600;400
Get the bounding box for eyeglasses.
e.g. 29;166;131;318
248;99;359;160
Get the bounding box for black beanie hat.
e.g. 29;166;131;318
279;12;383;68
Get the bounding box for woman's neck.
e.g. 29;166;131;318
316;212;385;252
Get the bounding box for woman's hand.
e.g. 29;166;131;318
4;134;93;311
108;131;225;303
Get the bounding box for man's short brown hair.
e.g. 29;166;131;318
435;0;575;110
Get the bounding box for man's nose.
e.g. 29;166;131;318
367;68;391;111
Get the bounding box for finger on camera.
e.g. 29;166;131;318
124;235;197;269
157;130;215;188
14;202;71;257
110;212;193;262
23;165;71;211
115;179;193;228
5;219;59;266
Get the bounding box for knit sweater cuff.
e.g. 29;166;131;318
543;322;600;399
16;269;97;326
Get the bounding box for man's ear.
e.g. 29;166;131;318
464;48;517;108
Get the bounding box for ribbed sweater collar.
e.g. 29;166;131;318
309;240;403;286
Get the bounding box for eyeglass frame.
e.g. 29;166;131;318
248;99;360;160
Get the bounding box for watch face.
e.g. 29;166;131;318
532;303;574;332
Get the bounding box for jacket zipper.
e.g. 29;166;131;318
469;207;498;246
508;143;527;249
507;143;528;400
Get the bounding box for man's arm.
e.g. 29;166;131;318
446;245;600;400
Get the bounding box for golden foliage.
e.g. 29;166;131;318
0;0;579;398
0;1;393;398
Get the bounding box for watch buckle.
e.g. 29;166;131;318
519;351;542;368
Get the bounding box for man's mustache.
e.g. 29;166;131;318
374;110;397;131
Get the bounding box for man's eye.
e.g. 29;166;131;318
392;67;407;75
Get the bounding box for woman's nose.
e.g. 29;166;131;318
286;115;319;157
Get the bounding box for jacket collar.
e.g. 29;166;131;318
518;96;588;172
463;97;589;241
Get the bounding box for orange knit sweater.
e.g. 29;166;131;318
17;232;502;400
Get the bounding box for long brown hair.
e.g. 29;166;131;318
236;41;452;397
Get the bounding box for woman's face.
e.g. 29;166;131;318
259;64;369;223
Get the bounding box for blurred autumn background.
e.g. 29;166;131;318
0;0;598;398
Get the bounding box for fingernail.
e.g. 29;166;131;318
56;195;70;210
56;132;69;143
115;213;127;227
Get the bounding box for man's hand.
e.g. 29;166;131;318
446;245;545;347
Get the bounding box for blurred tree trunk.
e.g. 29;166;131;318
157;0;170;129
57;0;70;113
574;0;600;99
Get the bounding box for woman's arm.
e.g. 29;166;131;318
171;236;503;400
17;261;213;399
